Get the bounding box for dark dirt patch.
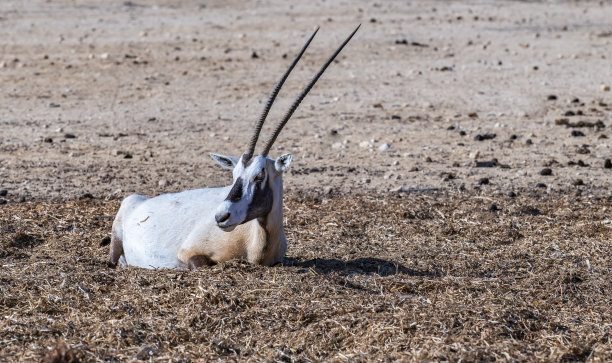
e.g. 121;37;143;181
10;232;43;249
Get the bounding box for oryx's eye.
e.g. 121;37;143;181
254;169;265;182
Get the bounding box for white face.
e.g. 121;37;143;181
210;153;292;230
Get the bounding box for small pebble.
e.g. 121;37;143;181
602;85;611;92
474;133;496;141
49;103;60;108
425;156;433;163
576;145;590;154
573;179;584;186
475;159;498;168
358;141;370;148
525;139;533;145
478;177;490;185
507;191;517;198
509;134;518;140
64;133;76;139
43;137;53;143
536;183;547;188
441;172;455;181
459;130;466;136
391;115;401;120
378;143;391;151
547;95;558;100
604;159;612;169
0;189;7;196
571;130;585;137
100;236;111;246
540;168;552;176
564;110;575;116
0;199;6;205
158;179;168;187
488;204;499;211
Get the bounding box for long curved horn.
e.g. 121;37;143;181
261;24;360;157
244;27;320;159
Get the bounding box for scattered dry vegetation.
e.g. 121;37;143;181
1;191;611;361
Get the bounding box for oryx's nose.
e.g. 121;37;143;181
215;211;231;225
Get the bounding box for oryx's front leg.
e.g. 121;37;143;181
246;221;268;264
186;254;216;270
177;248;214;270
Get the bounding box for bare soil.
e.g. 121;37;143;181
1;0;611;361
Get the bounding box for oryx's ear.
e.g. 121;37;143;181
210;153;239;170
274;154;293;173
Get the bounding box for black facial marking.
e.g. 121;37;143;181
225;177;244;202
243;179;273;223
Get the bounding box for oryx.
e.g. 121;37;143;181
109;25;359;269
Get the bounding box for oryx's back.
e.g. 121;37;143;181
115;187;229;269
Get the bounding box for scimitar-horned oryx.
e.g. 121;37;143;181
109;25;359;270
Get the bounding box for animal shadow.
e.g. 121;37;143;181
284;257;437;277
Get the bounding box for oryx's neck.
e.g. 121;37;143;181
259;175;286;265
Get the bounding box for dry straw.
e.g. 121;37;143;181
1;191;611;361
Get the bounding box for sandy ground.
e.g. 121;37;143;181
1;0;612;361
1;0;610;201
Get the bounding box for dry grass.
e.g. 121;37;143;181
1;191;611;361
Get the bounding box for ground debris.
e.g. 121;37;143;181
555;118;605;129
0;193;610;361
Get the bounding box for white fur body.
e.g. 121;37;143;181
111;155;289;270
